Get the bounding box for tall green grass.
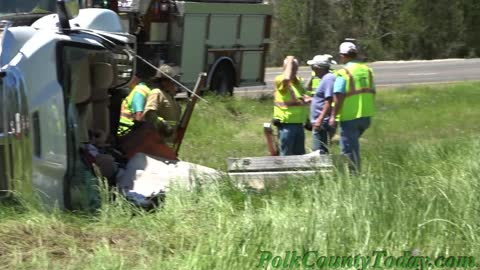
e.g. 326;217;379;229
1;82;480;269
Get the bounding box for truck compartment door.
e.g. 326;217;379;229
238;15;264;46
207;15;238;47
241;50;263;83
238;15;266;84
181;14;208;84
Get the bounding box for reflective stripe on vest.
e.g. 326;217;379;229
273;75;308;123
118;84;152;135
337;63;375;121
274;79;305;108
120;112;135;119
120;84;152;121
342;68;375;97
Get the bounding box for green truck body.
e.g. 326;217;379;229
116;0;273;94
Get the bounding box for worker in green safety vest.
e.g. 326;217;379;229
329;41;376;171
117;75;153;136
273;56;310;156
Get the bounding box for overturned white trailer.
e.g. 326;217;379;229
0;1;224;210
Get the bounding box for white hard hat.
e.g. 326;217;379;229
339;42;358;54
307;54;337;67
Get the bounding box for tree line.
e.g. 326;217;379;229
267;0;480;65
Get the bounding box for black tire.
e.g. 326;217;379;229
210;63;234;96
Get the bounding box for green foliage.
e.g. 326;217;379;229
1;83;480;269
179;96;273;169
268;0;479;64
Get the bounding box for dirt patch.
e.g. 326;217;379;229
0;220;145;267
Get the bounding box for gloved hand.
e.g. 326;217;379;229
272;118;282;127
155;117;175;137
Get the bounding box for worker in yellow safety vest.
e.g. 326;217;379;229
329;41;376;171
117;75;153;136
273;56;311;156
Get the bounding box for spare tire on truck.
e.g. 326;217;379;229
210;61;235;95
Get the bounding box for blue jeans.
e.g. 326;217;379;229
339;117;371;170
312;122;336;154
278;124;305;156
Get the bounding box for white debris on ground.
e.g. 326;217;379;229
116;153;221;199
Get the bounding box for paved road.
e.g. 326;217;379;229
234;58;480;96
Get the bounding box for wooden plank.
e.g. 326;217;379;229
227;154;333;172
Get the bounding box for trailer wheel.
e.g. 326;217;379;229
210;63;235;95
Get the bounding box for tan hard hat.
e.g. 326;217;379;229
155;64;180;79
307;54;337;67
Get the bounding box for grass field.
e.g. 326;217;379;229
1;82;480;269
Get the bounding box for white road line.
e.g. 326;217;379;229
407;72;438;76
